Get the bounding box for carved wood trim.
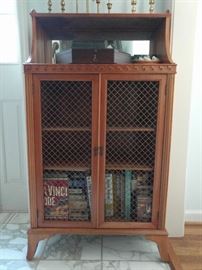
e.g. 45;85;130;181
24;64;176;74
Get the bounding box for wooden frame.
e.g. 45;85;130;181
32;74;100;228
98;74;166;229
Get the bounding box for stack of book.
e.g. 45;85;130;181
135;173;152;222
43;172;91;221
105;171;152;222
68;175;90;221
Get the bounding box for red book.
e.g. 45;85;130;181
44;178;69;220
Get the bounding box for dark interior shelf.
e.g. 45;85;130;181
106;163;153;171
44;164;90;171
107;127;155;132
43;127;91;132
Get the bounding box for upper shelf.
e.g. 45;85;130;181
29;11;173;64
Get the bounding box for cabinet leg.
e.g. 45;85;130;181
146;235;169;262
146;235;182;270
27;229;48;260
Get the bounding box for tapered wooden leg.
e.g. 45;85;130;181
146;235;182;270
146;235;169;262
27;229;48;260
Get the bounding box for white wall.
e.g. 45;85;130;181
185;1;202;223
166;0;199;236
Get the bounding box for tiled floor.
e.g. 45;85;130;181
0;213;171;270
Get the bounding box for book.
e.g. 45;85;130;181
125;170;132;220
113;172;125;219
44;175;69;220
105;173;114;217
131;172;152;221
86;175;92;213
68;174;90;221
69;201;88;209
136;195;152;222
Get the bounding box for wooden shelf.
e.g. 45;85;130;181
107;127;155;132
43;127;91;132
106;163;153;171
44;164;90;171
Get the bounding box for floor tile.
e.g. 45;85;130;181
37;260;101;270
0;224;45;260
8;213;29;224
102;236;160;261
0;213;14;224
102;261;171;270
0;260;37;270
42;235;102;260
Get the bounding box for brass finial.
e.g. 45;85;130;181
131;0;137;13
149;0;155;13
48;0;52;12
61;0;65;13
96;0;101;13
107;0;112;14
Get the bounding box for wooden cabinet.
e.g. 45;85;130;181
24;11;181;269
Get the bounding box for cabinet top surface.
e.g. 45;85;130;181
31;11;171;34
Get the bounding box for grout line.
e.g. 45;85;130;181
34;259;41;269
101;236;103;261
4;213;16;224
0;259;169;263
101;236;103;270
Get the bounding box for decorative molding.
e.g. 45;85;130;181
185;210;202;222
24;64;177;74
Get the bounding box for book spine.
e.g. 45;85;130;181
125;170;132;220
105;173;113;217
86;176;92;212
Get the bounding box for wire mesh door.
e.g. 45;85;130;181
100;75;166;228
34;75;99;227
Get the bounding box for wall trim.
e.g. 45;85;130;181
185;210;202;222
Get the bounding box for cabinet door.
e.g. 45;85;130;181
33;74;99;228
99;74;166;229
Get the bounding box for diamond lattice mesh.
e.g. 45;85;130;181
41;80;92;222
42;131;91;167
105;80;159;222
41;81;92;128
106;131;155;167
107;81;159;128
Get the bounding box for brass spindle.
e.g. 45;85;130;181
48;0;52;12
96;0;101;13
61;0;65;13
131;0;137;13
149;0;155;13
76;0;79;13
86;0;89;13
107;0;112;14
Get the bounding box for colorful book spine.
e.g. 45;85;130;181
44;177;69;220
86;175;92;212
125;170;132;220
68;175;90;221
105;173;114;217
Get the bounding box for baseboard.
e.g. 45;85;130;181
185;210;202;222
